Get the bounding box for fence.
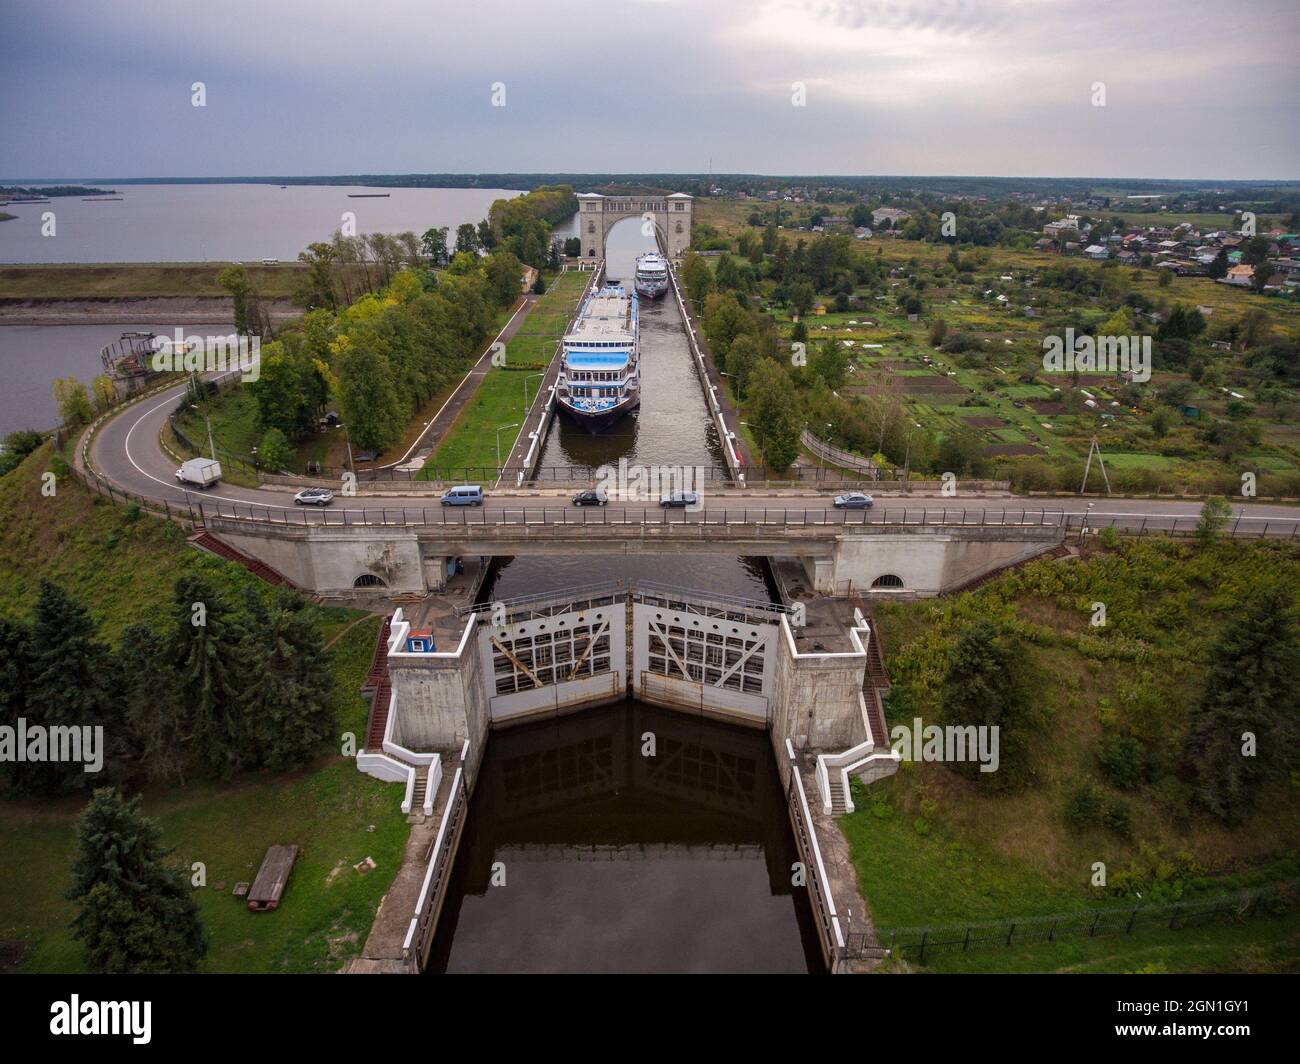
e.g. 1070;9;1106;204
841;881;1296;964
183;499;1300;538
801;429;881;478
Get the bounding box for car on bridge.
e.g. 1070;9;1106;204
833;492;874;509
441;485;485;506
572;489;608;506
660;490;700;508
293;487;335;506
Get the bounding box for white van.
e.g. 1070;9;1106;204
440;485;485;507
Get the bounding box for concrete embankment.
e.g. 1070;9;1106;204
0;296;300;326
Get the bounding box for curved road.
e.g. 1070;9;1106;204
88;376;1300;536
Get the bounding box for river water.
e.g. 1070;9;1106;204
0;183;520;263
427;698;822;974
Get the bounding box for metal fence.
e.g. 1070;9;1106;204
842;881;1296;964
184;499;1300;538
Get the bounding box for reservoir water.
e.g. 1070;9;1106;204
0;183;521;264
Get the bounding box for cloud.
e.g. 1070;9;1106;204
1;0;1296;178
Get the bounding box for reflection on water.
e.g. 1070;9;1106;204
427;700;822;973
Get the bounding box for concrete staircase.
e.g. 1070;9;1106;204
825;773;851;815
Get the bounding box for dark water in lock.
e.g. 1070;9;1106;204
426;699;823;974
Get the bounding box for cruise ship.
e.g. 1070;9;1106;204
633;252;669;299
556;283;640;433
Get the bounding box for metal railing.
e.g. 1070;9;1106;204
185;499;1300;538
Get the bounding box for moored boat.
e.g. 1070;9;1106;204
556;283;640;433
634;252;669;299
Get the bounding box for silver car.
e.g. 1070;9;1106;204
833;492;874;509
293;487;335;506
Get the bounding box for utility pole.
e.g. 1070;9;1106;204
1079;437;1111;495
205;416;217;461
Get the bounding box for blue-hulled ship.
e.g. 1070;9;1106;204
556;283;640;433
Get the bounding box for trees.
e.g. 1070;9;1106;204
940;621;1032;789
1182;587;1300;822
238;590;336;771
167;575;248;778
454;223;480;256
680;252;713;306
937;427;990;478
1196;496;1231;546
13;581;121;795
52;377;92;428
483;250;523;308
748;361;802;472
419;226;450;268
334;333;405;454
811;339;849;391
257;428;292;471
67;788;206;974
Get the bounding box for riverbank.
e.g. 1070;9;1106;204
0;296;300;326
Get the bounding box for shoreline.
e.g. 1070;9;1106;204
0;296;300;326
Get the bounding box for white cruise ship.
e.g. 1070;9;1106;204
633;252;669;299
556;284;640;433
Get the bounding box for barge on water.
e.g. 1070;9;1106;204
556;283;640;433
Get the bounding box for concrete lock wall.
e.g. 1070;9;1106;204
206;522;427;596
769;616;870;752
387;617;489;764
823;530;1062;595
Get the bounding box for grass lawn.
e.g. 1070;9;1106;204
0;447;407;972
426;269;589;473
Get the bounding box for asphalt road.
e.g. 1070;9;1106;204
90;376;1300;536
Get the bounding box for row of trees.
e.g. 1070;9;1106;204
0;577;335;795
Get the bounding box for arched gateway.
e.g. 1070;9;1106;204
577;192;693;259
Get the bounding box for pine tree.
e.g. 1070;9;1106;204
940;621;1032;789
1183;587;1300;822
67;788;206;974
168;576;247;777
239;590;335;770
18;582;118;794
116;621;186;784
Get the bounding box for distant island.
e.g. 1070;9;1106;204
0;185;116;199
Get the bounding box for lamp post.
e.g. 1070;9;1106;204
495;422;520;471
524;372;545;410
337;423;354;474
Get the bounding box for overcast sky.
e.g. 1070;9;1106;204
3;0;1297;181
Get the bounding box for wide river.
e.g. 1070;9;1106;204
0;183;520;263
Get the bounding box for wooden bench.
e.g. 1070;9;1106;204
247;845;300;912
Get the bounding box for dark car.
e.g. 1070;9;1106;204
572;489;608;506
660;491;700;508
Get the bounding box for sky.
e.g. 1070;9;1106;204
2;0;1298;181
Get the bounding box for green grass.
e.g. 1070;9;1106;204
1;617;409;974
842;538;1300;973
0;263;308;300
427;269;589;472
0;449;407;972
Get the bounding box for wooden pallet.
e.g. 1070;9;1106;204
247;845;300;912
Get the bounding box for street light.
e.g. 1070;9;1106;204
336;423;354;474
495;422;520;471
524;372;545;410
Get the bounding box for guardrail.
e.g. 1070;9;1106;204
185;499;1300;538
801;429;881;479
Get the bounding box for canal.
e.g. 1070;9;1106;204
427;699;823;974
434;218;823;972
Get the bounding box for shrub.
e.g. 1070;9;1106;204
1067;780;1102;828
1103;799;1134;838
1099;733;1146;789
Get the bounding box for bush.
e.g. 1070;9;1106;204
1103;799;1134;838
1067;780;1102;828
1099;733;1146;789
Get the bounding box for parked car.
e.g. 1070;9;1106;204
572;489;608;506
833;492;874;509
293;487;334;506
660;491;700;508
441;485;485;506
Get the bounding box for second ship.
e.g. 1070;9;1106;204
556;280;640;433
